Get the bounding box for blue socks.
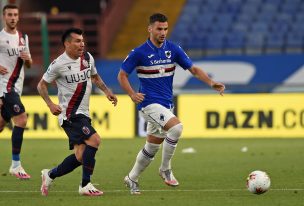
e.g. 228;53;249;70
48;145;98;188
82;145;97;187
49;154;81;179
11;126;24;161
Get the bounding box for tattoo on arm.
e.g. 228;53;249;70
92;74;109;93
37;81;53;106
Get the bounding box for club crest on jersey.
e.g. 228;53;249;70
160;114;165;121
165;50;171;58
159;67;165;75
13;104;20;113
20;37;25;46
82;59;89;68
82;126;91;135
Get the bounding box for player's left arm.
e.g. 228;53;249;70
91;73;117;106
21;54;32;68
188;65;225;96
20;34;32;68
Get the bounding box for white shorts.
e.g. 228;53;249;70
140;103;175;138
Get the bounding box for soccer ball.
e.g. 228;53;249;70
246;170;271;194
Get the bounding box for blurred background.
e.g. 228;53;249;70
1;0;304;95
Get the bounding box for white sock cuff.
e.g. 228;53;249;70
142;141;160;159
165;123;183;145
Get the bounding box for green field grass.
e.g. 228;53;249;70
0;138;303;206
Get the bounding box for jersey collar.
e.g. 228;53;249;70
146;38;167;51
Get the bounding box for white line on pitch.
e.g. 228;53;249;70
0;188;303;193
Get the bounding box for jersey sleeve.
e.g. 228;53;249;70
175;45;193;70
121;49;139;74
24;34;31;57
43;60;59;83
88;52;97;75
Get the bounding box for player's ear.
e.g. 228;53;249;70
148;25;152;33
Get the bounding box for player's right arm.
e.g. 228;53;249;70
37;79;62;116
37;61;62;115
118;50;145;104
117;69;145;104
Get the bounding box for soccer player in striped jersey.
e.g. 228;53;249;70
37;28;117;196
0;4;33;180
118;13;225;195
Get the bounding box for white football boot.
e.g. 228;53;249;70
41;169;53;196
79;182;103;196
9;165;31;180
159;169;179;186
124;175;141;195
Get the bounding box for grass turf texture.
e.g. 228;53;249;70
0;138;303;206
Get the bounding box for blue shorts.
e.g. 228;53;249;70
61;114;97;150
1;91;25;122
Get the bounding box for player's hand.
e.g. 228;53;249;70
19;51;32;61
211;82;225;96
130;93;145;104
48;103;62;116
106;93;118;107
0;65;8;75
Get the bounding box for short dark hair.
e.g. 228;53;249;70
3;4;19;14
149;13;168;25
61;28;83;46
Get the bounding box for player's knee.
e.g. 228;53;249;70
75;153;83;163
13;113;27;128
87;134;101;148
167;123;183;139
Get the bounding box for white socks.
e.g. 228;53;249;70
12;160;21;168
129;141;160;182
129;123;183;181
160;123;183;171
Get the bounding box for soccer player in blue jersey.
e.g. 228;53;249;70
118;13;225;195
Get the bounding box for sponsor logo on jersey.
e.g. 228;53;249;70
65;68;92;84
148;54;154;58
150;59;172;65
6;46;26;57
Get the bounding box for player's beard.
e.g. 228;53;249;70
6;21;17;31
157;37;165;45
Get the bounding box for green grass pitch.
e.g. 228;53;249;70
0;138;303;206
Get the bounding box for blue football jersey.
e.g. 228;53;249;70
121;39;193;110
